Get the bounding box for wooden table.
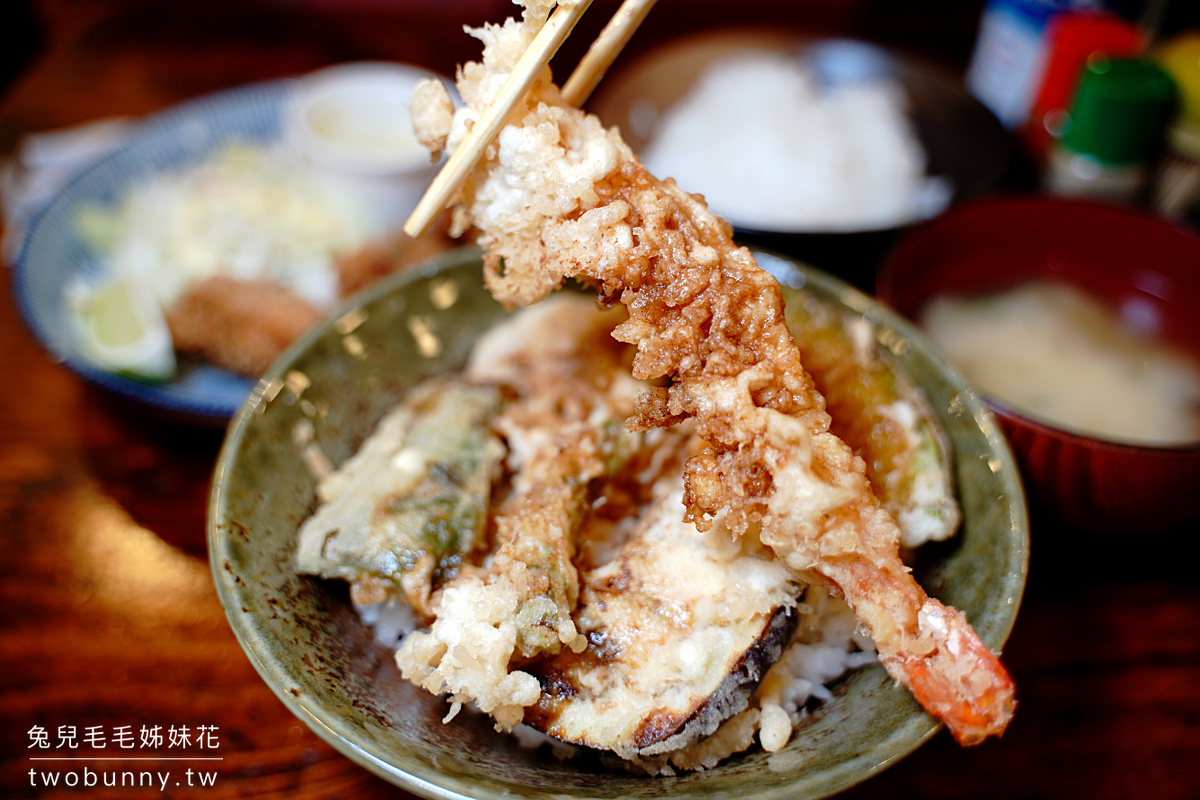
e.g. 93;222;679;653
2;3;1198;798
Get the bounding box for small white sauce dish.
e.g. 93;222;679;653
283;61;456;235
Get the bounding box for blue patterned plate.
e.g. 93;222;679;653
12;79;294;426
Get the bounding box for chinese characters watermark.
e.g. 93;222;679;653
26;723;222;791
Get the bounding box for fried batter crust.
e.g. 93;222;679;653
164;220;454;377
165;275;323;376
395;296;645;728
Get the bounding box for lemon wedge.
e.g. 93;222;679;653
69;274;176;381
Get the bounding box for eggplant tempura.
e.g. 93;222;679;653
404;0;1015;748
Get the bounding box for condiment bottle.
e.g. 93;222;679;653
1044;56;1178;202
966;0;1103;130
1023;11;1142;161
1151;32;1200;220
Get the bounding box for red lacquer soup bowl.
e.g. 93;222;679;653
878;195;1200;534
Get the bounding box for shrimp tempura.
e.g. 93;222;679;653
410;0;1015;746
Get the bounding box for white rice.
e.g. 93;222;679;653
353;595;416;648
639;52;950;232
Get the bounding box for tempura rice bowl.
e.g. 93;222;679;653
208;247;1027;799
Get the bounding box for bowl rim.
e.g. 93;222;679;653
208;247;1029;799
985;393;1200;455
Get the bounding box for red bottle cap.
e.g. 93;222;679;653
1024;11;1142;158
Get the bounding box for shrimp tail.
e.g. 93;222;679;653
882;599;1016;746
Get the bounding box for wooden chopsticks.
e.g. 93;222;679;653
562;0;658;106
402;1;593;238
402;0;657;238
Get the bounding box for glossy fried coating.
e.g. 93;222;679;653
395;297;646;728
164;219;454;377
784;289;961;548
165;275;323;376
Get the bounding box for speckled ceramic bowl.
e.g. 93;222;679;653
208;246;1028;800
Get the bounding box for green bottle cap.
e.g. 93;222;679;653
1060;57;1178;167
